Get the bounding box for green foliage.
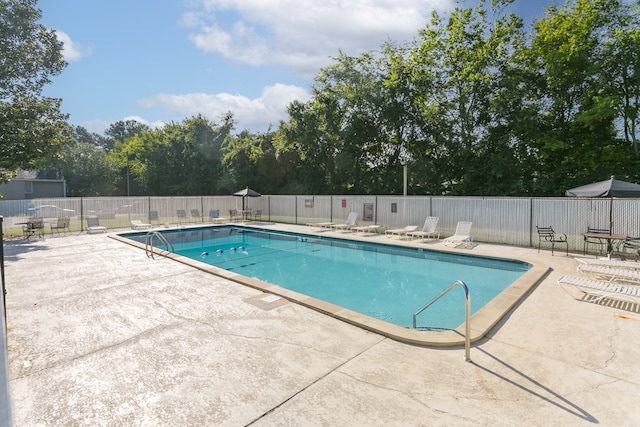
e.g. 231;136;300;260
114;114;233;196
525;0;639;193
34;126;119;196
276;0;640;196
104;120;150;152
0;0;68;185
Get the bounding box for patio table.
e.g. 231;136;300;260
18;220;45;240
581;232;626;259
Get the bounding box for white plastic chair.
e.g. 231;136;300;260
443;221;472;247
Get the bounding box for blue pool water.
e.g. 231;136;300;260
124;226;530;330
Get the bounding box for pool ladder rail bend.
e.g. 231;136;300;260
145;231;174;259
412;280;471;361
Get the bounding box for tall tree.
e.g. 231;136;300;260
116;114;233;196
34;126;120;196
527;0;634;192
599;0;640;177
104;119;150;152
283;50;406;194
402;1;532;195
0;0;69;185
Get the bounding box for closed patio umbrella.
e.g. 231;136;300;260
566;176;640;232
233;187;261;210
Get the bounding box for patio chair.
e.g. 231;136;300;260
443;221;473;247
130;219;152;230
385;223;420;238
583;226;610;256
407;217;440;242
191;209;201;221
148;211;159;224
615;237;640;261
331;212;359;232
50;217;70;234
229;209;240;222
536;226;568;256
557;275;640;306
252;210;262;221
177;209;187;223
86;216;107;234
209;210;226;223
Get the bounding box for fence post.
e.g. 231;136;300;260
80;198;84;232
0;214;11;426
0;216;5;327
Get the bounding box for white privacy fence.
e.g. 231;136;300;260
1;195;639;251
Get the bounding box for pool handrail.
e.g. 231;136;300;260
412;279;471;361
145;231;174;259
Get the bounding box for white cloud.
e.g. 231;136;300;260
121;116;167;130
55;30;92;62
79;117;165;135
137;84;312;131
185;0;455;72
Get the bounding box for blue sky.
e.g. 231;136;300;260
39;0;558;135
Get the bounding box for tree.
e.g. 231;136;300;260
104;119;150;152
526;0;639;193
34;126;120;196
0;0;68;185
398;1;534;195
115;114;233;196
282;50;408;194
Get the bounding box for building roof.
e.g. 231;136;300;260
13;170;64;181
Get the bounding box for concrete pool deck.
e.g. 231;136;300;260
4;223;640;426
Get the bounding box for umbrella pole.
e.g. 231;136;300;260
609;197;613;233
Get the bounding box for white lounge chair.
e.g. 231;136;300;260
331;212;359;231
86;216;107;234
577;264;640;284
307;221;336;230
557;275;640;305
385;223;419;238
407;217;440;241
574;258;640;270
443;221;472;247
352;224;382;234
130;219;152;230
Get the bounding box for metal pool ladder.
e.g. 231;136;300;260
412;280;471;361
145;231;174;259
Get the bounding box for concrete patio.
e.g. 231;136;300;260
3;224;640;426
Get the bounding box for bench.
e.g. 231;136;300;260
536;226;568;256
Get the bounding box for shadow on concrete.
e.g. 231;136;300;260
2;240;49;263
471;346;597;423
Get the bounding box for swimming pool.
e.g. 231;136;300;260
118;226;532;332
